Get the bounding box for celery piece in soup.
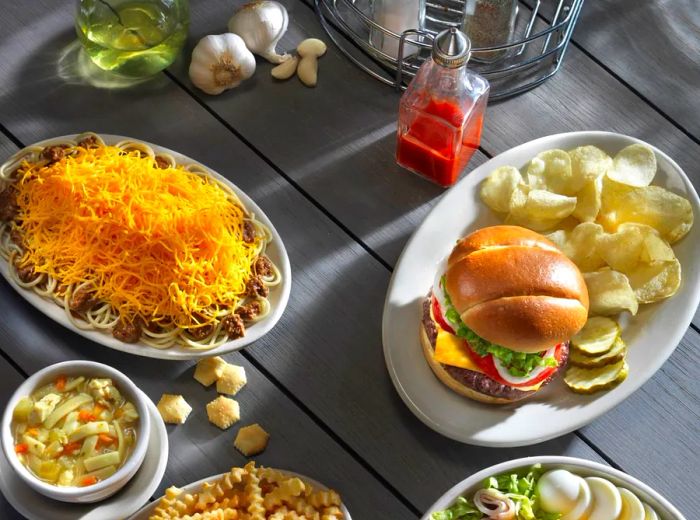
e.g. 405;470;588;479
68;421;109;443
84;451;121;472
44;394;93;428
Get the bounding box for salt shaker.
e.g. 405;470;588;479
370;0;423;59
396;28;489;187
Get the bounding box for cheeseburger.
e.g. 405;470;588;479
421;225;589;404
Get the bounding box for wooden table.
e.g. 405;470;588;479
0;1;698;518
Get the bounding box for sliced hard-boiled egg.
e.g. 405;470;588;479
537;469;583;513
561;477;592;520
643;503;659;520
618;487;645;520
585;477;622;520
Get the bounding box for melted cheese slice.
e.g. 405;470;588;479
433;329;484;373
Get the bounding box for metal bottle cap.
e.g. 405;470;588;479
432;27;471;69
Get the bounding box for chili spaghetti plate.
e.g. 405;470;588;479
0;134;291;360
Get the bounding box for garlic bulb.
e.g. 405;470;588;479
189;34;256;95
228;1;290;64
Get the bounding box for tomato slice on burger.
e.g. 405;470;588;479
431;295;455;334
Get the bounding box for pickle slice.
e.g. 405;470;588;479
570;337;627;368
564;360;628;394
571;316;620;356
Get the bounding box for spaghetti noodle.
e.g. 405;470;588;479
0;133;281;350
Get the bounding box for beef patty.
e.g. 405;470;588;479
422;295;569;401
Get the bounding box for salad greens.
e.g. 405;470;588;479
440;277;557;378
431;465;562;520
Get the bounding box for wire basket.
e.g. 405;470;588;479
314;0;584;100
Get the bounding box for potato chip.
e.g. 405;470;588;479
626;259;681;303
568;145;613;187
506;186;563;231
599;176;693;243
616;223;676;263
609;143;657;187
545;229;568;251
505;212;562;232
571;175;602;222
526;149;574;195
524;190;577;220
640;233;676;263
480;165;524;213
549;222;606;272
584;269;639;316
596;226;645;273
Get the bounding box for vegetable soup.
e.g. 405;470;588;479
11;375;138;487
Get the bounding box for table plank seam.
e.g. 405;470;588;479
0;122;23;149
519;0;700;146
573;430;624;472
0;346;28;379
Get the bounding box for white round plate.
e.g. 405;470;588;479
0;390;168;520
422;456;685;519
383;131;700;446
127;470;352;519
0;134;292;360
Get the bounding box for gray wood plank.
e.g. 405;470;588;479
580;327;700;518
536;0;700;139
0;10;607;517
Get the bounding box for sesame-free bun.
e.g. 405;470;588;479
445;226;589;353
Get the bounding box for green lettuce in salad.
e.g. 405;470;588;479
440;277;557;378
431;465;562;520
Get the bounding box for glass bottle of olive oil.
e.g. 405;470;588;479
76;0;189;78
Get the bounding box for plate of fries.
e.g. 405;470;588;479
128;461;350;519
383;131;700;446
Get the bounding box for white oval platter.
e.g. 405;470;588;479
382;131;700;446
422;456;685;520
0;134;292;360
127;470;352;519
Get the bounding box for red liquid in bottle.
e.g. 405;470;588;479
397;98;485;187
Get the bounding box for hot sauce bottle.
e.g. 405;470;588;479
396;28;489;187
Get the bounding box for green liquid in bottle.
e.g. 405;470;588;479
76;0;189;78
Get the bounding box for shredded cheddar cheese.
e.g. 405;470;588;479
14;145;260;328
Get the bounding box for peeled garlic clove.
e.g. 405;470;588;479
271;56;299;80
297;38;327;58
228;1;290;64
296;38;327;88
189;34;256;95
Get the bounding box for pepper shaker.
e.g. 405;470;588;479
461;0;518;62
